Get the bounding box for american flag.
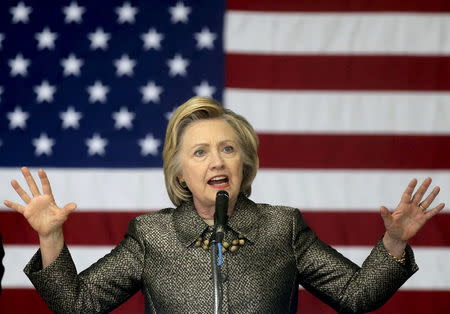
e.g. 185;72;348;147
1;1;450;313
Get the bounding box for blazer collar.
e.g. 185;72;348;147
173;194;262;247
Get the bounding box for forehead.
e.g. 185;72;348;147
181;119;237;145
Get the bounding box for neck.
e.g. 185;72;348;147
194;196;238;220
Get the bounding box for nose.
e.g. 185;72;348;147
210;150;225;170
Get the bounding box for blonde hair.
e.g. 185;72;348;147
163;97;259;206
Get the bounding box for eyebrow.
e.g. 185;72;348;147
189;140;236;150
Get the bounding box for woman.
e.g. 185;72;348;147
4;97;445;313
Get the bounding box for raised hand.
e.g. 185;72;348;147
380;178;445;246
3;167;76;239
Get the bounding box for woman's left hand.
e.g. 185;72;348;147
381;177;445;247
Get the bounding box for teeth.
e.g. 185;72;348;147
211;176;226;181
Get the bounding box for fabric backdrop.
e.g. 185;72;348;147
0;0;449;313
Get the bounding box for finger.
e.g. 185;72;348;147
424;203;445;219
412;177;432;204
11;179;32;203
3;200;25;214
38;169;56;202
62;202;77;214
21;167;41;197
419;186;440;209
401;178;418;203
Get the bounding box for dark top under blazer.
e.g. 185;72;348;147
24;195;418;313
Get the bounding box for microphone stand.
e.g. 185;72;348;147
210;232;223;314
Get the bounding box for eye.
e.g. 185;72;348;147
194;149;205;157
223;145;234;153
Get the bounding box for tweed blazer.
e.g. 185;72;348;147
24;195;418;313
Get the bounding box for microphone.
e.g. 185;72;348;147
213;190;229;243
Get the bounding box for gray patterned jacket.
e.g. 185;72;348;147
24;195;418;313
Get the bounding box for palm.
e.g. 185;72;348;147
381;178;444;243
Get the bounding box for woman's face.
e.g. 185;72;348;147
179;119;243;212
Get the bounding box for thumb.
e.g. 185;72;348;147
63;202;77;213
380;206;392;223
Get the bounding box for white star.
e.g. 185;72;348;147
114;54;136;77
87;81;109;103
8;53;30;77
86;133;108;156
169;2;191;24
32;133;55;156
0;33;4;50
88;28;110;50
61;53;83;76
35;27;58;50
112;107;135;130
63;2;85;23
167;54;189;77
60;106;82;129
7;106;29;130
34;80;56;103
194;27;217;50
138;134;161;156
164;108;175;121
0;86;3;103
194;81;216;98
140;81;163;103
141;28;163;50
10;2;32;24
116;2;138;24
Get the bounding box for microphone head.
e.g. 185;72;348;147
214;190;229;227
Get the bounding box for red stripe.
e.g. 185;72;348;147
226;54;450;91
2;211;449;246
258;134;450;169
227;0;450;12
1;289;449;313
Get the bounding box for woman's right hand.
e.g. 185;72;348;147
3;167;77;239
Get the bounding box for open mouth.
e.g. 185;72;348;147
207;175;229;187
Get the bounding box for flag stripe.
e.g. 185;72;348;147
2;169;449;210
225;12;450;54
226;54;450;91
227;0;450;13
1;289;449;314
2;211;449;246
224;89;450;134
258;133;450;169
4;245;450;289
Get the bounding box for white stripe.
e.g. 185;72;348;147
4;245;450;289
224;89;450;134
0;168;448;211
225;12;450;55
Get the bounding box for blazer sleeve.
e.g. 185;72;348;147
24;217;145;314
292;209;418;314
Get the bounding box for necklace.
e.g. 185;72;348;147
194;232;246;253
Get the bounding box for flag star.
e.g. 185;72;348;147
0;33;4;49
87;81;109;103
167;54;189;77
32;133;55;156
88;28;111;50
7;106;29;130
34;80;56;103
116;2;138;24
114;54;136;77
0;86;3;102
140;81;163;103
141;28;163;50
194;27;217;50
35;27;58;50
61;53;83;76
60;106;82;129
10;2;32;24
112;107;135;130
138;134;161;156
8;53;31;77
86;133;108;156
63;1;85;23
169;2;191;24
164;108;175;121
194;81;216;98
